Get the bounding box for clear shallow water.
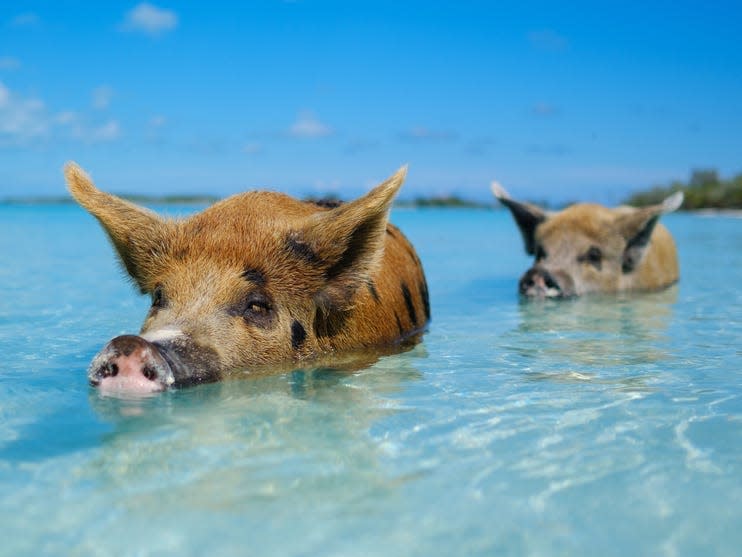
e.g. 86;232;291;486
0;204;740;556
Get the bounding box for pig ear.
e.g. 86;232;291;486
491;181;547;255
294;166;407;315
617;191;683;273
64;162;169;291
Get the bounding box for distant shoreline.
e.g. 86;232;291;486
2;194;742;214
693;208;742;218
0;194;496;209
0;194;221;207
623;169;742;210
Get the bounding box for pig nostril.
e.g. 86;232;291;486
142;366;157;382
544;273;559;290
520;271;535;292
93;362;117;381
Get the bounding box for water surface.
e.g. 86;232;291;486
0;204;740;556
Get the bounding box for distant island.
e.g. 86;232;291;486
0;193;221;206
624;169;742;210
119;193;222;205
1;192;493;209
308;193;492;209
396;195;492;209
6;170;741;210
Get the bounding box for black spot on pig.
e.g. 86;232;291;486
401;282;417;327
291;320;307;350
286;233;323;267
367;279;381;303
241;268;266;287
419;278;430;321
395;313;404;336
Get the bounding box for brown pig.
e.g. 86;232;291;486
491;181;683;298
65;163;430;394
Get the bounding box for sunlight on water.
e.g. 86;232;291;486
0;205;740;556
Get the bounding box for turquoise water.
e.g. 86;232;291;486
1;204;740;556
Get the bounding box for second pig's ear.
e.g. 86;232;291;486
64;162;171;292
291;166;407;328
616;191;683;273
491;181;547;255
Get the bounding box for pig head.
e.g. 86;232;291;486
491;182;683;298
65;163;430;394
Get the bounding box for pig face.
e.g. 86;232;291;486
492;182;683;298
66;163;429;394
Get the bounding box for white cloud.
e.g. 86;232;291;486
88;120;121;142
344;138;379;155
398;126;458;143
67;118;121;143
92;85;114;110
0;57;21;71
0;82;50;146
10;13;40;28
149;115;167;128
120;3;178;36
465;136;496;156
145;115;167;142
289;111;333;138
0;82;122;147
532;102;560;117
528;30;569;52
526;143;571;156
55;111;78;125
562;165;679;185
243;142;263;155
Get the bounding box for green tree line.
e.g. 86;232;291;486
625;169;742;209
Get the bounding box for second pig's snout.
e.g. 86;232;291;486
519;267;561;297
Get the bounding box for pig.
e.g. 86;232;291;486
491;181;683;298
65;162;430;394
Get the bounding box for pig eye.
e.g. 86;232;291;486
246;300;270;314
579;246;603;269
535;245;547;261
237;293;276;328
151;285;167;309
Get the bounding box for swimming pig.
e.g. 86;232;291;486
65;163;429;394
491;182;683;298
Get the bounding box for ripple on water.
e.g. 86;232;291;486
0;208;741;555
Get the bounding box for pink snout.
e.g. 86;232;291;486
88;335;174;394
519;266;575;298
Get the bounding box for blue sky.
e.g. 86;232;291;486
1;1;741;203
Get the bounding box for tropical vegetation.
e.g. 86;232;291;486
625;169;742;209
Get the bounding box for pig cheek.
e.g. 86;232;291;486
550;269;576;297
223;320;293;370
140;309;172;336
600;273;620;293
566;267;601;296
575;265;617;295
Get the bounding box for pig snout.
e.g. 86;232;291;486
88;335;175;394
519;267;574;298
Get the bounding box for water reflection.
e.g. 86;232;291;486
503;287;678;380
87;339;426;415
79;345;426;514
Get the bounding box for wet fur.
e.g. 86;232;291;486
536;204;680;292
65;163;429;380
492;181;682;296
